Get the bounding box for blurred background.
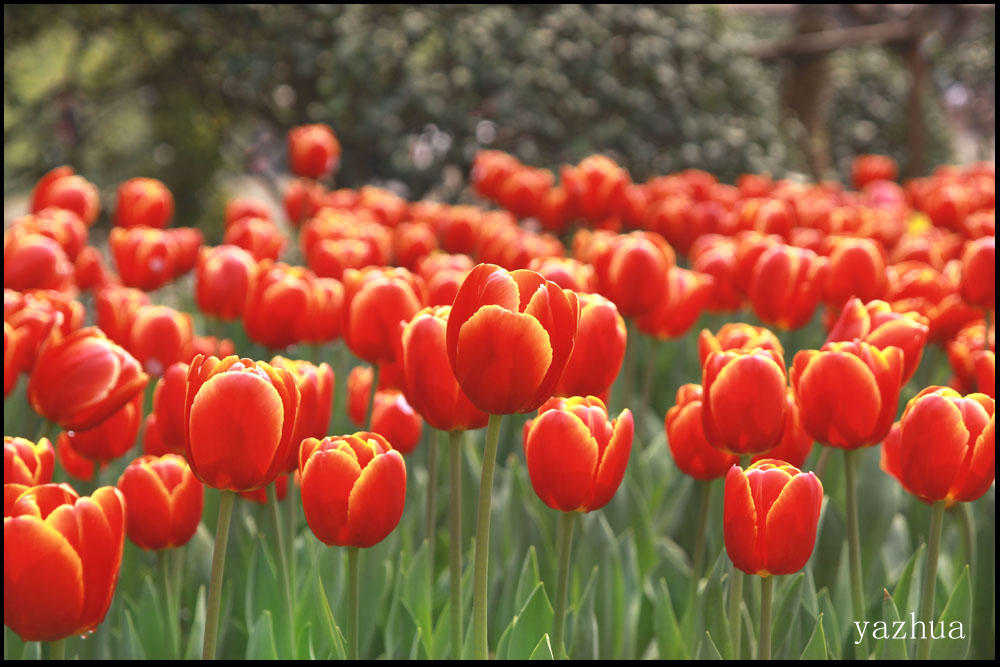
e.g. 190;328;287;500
3;4;995;237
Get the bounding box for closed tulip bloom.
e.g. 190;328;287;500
417;253;474;307
523;396;633;512
167;227;204;276
114;178;174;229
75;246;115;292
307;238;379;280
195;245;258;321
146;363;190;455
724;460;823;576
3;483;125;641
792;341;904;449
593;231;675;318
960;237;994;310
690;236;743;312
366;390;424;455
945;320;994;395
554;292;626;401
184;355;300;492
393;222;438;272
29;166;100;226
4;323;22;397
637;268;715;339
896;387;994;505
398;306;489;432
749;245;827;329
301;277;345;344
9;208;88;261
271;357;334;471
283;178;327;227
5;290;86;372
128;304;194;377
57;392;143;463
29;326;149;431
665;384;738;480
822;237;888;308
698;322;785;367
117;454;204;550
343;266;427;365
289;123;341;179
702;348;788;455
827;298;929;384
299;432;406;548
4;436;55;486
973;350;995;399
447;264;579;415
753;391;814;468
223;217;286;262
527;256;596;294
243;262;314;350
3;233;74;293
110;226;180;291
224;198;272;229
95;285;150;346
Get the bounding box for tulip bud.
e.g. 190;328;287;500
289;123;341;179
554;292;626;401
29;166;100;226
702;348;788;455
114;177;174;229
117;454;204;550
665;384;738;480
195;245;258;321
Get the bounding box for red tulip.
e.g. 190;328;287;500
29;166;100;226
8;207;88;261
110;226;180;291
398;306;489;432
792;341;903;449
527;256;596;294
243;262;314;350
446;264;579;415
752;391;814;469
417;253;474;307
749;244;827;329
114;178;174;229
702;348;789;455
523;396;633;512
342;266;426;365
3;233;74;293
142;362;189;457
195;245;258;321
167;227;204;276
636;268;715;339
128;304;194;377
960;237;994;310
826;298;929;384
224;198;272;229
4;436;55;486
300;276;345;344
393;222;438;272
75;246;115;292
223;217;286;262
57;392;143;463
4;483;125;641
665;384;738;480
56;434;99;481
117;454;204;550
289;123;341;179
554;292;626;401
95;285;150;346
4;289;86;372
271;356;334;471
4;322;23;397
28;326;149;431
852;155;898;189
184;355;300;492
593;231;675;318
724;460;823;576
895;387;994;505
698;323;785;367
690;236;743;312
299;432;407;548
822;236;888;308
283;178;327;227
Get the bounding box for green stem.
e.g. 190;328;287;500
956;502;976;575
159;550;179;658
621;322;638;411
552;511;578;660
637;338;662;433
759;575;773;661
364;365;380;432
916;500;946;661
426;430;440;567
692;480;712;584
49;639;65;660
171;546;185;641
844;449;867;657
347;546;360;660
473;414;504;660
203;490;236;660
268;484;296;659
287;479;298;625
448;430;465;659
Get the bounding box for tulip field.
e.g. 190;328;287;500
3;123;995;662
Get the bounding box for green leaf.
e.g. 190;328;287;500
702;631;724;660
246;610;279;660
121;609;146;660
514;546;541;613
654;577;690;660
529;634;555;660
799;613;828;660
876;589;908;660
702;554;733;660
816;589;842;660
400;541;435;659
507;582;555;661
771;572;804;658
315;563;346;660
891;543;924;620
184;586;207;660
133;574;168;659
930;566;972;660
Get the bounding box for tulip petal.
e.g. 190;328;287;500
588;410;634;511
900;394;969;501
723;466;760;575
763;472;823;575
454;305;552;415
3;517;84;641
300;448;361;546
524;409;600;511
347;450;407;547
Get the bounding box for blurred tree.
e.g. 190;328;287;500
5;5;792;234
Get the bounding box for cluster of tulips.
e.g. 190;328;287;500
4;119;995;661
